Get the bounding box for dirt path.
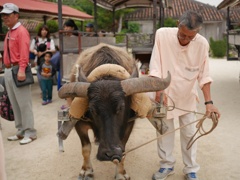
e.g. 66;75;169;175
1;58;240;180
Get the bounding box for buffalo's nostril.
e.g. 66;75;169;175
105;152;112;158
111;155;121;162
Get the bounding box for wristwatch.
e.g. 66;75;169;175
204;100;213;105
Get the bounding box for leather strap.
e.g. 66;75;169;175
7;32;12;64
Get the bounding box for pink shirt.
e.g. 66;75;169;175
3;22;30;73
149;28;213;119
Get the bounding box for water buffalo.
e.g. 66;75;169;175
58;44;171;180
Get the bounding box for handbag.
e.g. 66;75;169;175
0;77;14;121
11;64;34;87
7;33;34;87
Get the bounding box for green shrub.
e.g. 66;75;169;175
116;30;127;44
164;17;177;27
209;37;227;58
116;22;140;43
126;22;140;33
35;20;58;34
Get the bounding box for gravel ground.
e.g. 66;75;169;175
1;58;240;180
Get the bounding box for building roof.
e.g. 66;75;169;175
88;0;168;11
125;0;225;22
19;19;40;33
217;0;240;9
0;0;93;21
217;0;240;25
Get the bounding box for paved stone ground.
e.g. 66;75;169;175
1;58;240;180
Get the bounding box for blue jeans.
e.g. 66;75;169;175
40;79;53;101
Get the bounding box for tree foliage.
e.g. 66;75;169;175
45;0;135;32
36;20;59;33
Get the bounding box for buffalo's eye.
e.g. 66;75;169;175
116;102;125;114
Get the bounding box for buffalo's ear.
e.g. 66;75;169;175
78;66;88;82
130;64;139;78
121;71;171;96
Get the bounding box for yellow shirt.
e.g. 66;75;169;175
149;28;213;119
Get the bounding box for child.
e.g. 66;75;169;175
39;52;56;105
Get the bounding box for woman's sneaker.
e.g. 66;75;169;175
152;167;174;180
185;172;199;180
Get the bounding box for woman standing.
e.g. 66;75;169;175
30;25;55;95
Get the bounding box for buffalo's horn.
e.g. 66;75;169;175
58;82;90;99
121;71;171;96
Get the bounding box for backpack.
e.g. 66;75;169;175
34;37;51;50
30;37;51;60
0;77;14;121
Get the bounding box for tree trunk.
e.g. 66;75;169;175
118;14;123;33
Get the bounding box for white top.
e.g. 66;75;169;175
29;37;55;51
149;27;213;119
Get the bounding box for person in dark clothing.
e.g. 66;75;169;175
36;43;47;93
63;19;78;36
50;45;61;90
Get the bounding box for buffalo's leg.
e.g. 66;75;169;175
114;156;130;180
75;121;94;180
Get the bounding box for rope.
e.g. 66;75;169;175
123;93;219;155
123;115;202;156
76;93;219;155
186;112;218;150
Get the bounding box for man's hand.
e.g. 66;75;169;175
155;91;167;105
206;104;221;119
17;71;26;81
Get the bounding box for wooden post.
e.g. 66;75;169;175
113;7;116;36
94;0;98;35
226;7;230;60
153;0;157;41
57;0;64;86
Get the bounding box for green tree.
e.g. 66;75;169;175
45;0;135;32
35;20;58;34
209;37;227;58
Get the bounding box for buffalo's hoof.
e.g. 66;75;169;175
115;173;130;180
78;176;93;180
78;169;94;180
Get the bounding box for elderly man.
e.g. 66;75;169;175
149;10;220;180
0;3;37;145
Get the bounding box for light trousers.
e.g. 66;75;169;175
4;68;36;138
157;112;200;174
